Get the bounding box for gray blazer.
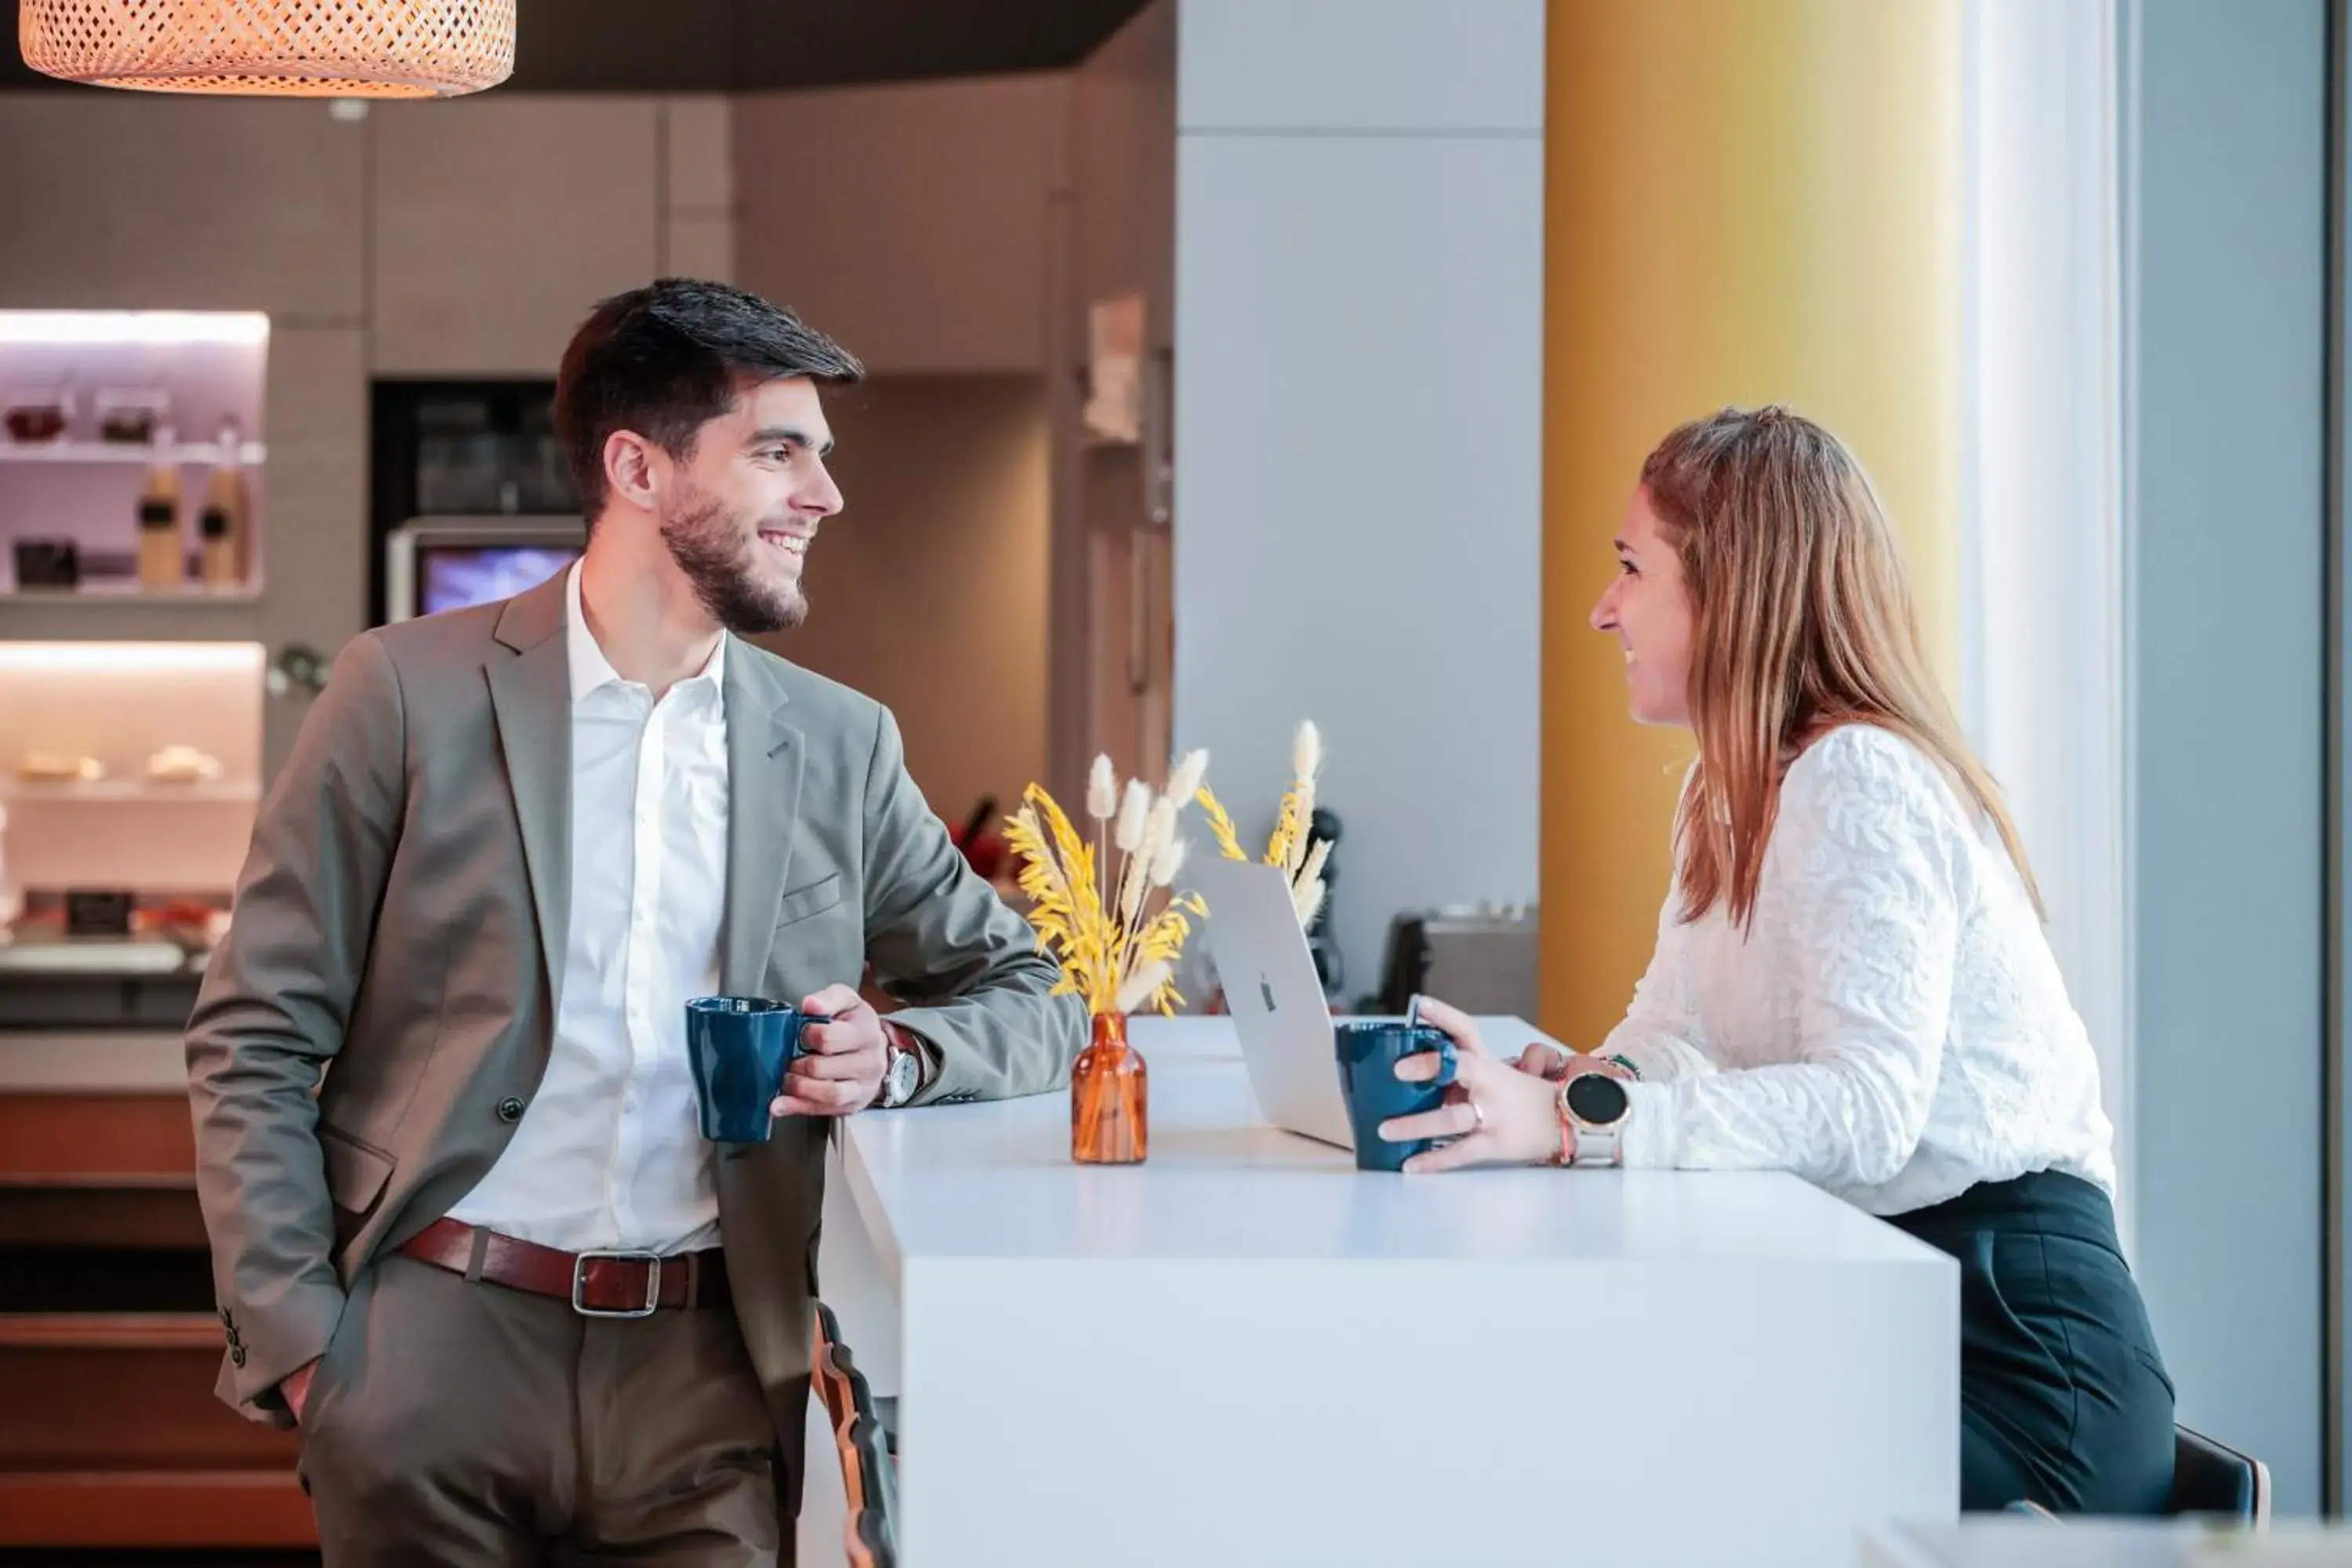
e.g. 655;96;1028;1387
185;570;1082;1476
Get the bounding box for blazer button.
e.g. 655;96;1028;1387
230;1344;246;1368
496;1096;525;1123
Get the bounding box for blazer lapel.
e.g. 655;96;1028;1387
486;576;574;1014
722;644;804;996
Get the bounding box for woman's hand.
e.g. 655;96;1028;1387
1378;996;1566;1171
1516;1041;1573;1080
1517;1041;1635;1085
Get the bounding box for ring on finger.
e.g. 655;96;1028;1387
1468;1098;1486;1132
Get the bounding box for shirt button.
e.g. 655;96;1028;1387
496;1096;525;1123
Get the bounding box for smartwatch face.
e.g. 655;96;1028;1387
1565;1073;1630;1126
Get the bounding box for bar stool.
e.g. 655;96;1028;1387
813;1301;898;1568
2002;1424;2269;1526
2168;1425;2269;1526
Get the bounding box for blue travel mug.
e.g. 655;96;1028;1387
684;996;832;1143
1333;1019;1460;1171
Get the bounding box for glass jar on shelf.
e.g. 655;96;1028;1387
2;379;73;445
95;387;172;447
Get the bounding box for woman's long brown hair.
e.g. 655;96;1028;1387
1640;407;2043;928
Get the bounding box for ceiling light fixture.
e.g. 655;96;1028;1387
19;1;514;98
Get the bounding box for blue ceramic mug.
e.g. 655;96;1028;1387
684;996;832;1143
1333;1019;1459;1171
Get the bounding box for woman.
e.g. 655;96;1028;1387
1387;407;2175;1515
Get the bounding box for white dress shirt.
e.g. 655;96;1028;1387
448;564;732;1254
1608;724;2116;1217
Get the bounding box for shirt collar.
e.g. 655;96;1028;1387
564;561;728;706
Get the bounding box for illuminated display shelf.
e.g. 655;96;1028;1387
0;308;270;622
0;441;266;466
0;779;260;804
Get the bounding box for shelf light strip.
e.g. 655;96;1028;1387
0;311;270;347
0;641;265;673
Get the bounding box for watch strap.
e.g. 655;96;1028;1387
1559;1075;1628;1167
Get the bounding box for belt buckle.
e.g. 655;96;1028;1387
571;1250;662;1319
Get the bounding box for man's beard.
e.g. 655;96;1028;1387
659;492;808;636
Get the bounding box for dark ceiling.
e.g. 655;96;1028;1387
2;0;1154;93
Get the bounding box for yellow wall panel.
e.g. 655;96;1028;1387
1541;0;1961;1043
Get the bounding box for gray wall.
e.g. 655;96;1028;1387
2127;0;2328;1513
1170;0;1544;1000
2336;0;2352;1515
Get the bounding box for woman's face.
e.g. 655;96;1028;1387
1589;486;1694;728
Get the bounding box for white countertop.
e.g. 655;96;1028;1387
846;1015;1943;1269
823;1014;1961;1568
1862;1519;2346;1566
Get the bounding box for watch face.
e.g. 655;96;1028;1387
1565;1073;1629;1126
884;1048;920;1105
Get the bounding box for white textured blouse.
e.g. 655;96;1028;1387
1609;724;2115;1218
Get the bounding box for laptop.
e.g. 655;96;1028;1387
1195;857;1355;1149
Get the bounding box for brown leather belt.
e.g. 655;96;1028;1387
397;1217;731;1316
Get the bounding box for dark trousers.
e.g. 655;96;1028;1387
297;1251;786;1566
1890;1170;2176;1515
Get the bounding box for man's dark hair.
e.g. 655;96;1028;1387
554;278;864;525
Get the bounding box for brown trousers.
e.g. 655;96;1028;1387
297;1252;786;1566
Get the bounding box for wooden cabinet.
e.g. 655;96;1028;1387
370;97;663;375
735;78;1067;372
664;94;737;282
0;1035;310;1550
665;94;733;212
0;97;364;319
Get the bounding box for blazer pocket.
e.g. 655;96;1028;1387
318;1122;396;1216
774;872;845;931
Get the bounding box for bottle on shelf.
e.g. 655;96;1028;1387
203;415;251;585
199;502;235;588
0;800;16;935
136;423;183;593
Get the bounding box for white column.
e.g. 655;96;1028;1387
1171;0;1546;1002
1956;0;2134;1245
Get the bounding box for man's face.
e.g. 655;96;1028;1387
658;376;844;635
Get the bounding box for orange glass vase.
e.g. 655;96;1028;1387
1071;1011;1149;1164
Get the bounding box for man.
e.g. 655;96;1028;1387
187;278;1082;1564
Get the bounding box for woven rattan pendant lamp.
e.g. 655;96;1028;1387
20;1;514;97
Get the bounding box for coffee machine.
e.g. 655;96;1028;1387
1370;900;1540;1021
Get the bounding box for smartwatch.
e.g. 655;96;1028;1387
1559;1072;1631;1167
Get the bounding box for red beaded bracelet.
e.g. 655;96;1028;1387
1552;1080;1578;1167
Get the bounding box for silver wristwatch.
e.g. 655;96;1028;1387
1560;1073;1631;1166
877;1024;924;1109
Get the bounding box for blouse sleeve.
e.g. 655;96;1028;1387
1615;731;1962;1189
